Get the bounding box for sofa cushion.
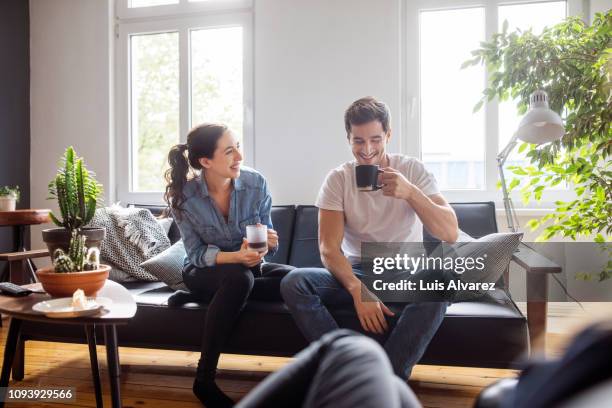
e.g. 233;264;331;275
140;241;188;291
289;206;324;267
451;232;523;301
111;281;527;367
265;206;296;265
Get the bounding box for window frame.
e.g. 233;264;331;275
401;0;584;208
115;1;253;205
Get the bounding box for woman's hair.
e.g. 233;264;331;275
164;123;228;215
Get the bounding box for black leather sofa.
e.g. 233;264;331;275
16;202;530;376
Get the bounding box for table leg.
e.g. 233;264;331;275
0;318;23;408
527;273;549;355
104;325;122;408
85;324;103;408
11;337;24;381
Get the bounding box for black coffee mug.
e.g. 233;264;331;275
356;165;384;191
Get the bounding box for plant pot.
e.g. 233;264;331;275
36;265;111;297
42;227;105;258
0;196;17;211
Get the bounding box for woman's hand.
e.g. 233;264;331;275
267;228;279;249
235;238;267;267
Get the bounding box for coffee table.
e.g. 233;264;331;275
0;280;136;408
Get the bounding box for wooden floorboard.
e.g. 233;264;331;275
2;302;609;408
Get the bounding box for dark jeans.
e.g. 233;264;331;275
183;262;295;380
280;266;449;379
236;329;421;408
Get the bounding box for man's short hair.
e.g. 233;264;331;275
344;96;391;138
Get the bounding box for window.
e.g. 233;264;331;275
116;0;252;203
404;0;582;205
420;7;485;190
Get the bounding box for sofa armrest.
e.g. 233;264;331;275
511;243;561;274
509;243;562;355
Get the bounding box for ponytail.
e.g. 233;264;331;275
164;143;190;217
164;123;228;218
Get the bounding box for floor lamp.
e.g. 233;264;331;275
497;90;565;232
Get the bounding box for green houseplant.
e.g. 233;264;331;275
0;186;20;211
43;146;105;250
464;11;611;279
39;147;109;295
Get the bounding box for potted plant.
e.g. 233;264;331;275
37;230;110;297
42;147;105;255
0;186;20;211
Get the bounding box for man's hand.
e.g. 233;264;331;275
351;285;395;334
381;167;415;201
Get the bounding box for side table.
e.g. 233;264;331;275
0;280;136;408
0;209;51;284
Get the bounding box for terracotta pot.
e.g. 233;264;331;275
42;227;105;258
36;265;111;298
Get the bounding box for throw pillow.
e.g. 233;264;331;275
156;217;174;236
89;205;171;282
140;240;187;290
450;232;523;301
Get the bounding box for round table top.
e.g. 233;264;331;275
0;280;137;325
0;209;51;226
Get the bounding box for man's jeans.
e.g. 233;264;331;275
280;266;449;379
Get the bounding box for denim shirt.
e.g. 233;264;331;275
172;166;277;268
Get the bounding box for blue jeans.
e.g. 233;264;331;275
280;266;449;379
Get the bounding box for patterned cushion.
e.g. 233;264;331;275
451;232;522;301
90;205;170;281
140;241;187;290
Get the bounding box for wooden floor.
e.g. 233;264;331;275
2;302;610;408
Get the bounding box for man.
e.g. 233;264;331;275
281;96;459;379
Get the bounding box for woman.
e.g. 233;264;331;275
164;123;294;408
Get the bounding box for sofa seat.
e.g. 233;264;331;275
119;281;527;368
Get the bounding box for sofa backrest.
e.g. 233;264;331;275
132;201;499;269
265;206;296;265
287;206;324;268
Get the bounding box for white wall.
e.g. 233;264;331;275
29;0;113;252
254;0;401;205
590;0;612;18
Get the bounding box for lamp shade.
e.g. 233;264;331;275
516;90;564;144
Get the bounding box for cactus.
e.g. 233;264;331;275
53;249;75;273
47;147;103;230
83;247;100;271
52;231;95;273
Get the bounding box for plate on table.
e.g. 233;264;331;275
32;297;113;318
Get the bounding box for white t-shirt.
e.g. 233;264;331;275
315;154;440;264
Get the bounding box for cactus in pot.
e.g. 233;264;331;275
52;230;101;272
43;146;106;257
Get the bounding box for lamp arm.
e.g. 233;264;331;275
497;132;520;166
497;132;520;232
